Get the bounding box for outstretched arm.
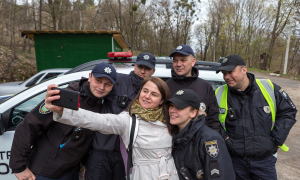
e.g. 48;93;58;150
53;108;130;137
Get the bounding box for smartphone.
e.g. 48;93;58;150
51;87;80;110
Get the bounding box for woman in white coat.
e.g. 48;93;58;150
45;77;179;180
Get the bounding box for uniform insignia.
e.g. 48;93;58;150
196;169;204;179
104;67;112;74
176;90;184;95
39;102;51;114
279;89;296;109
143;55;150;60
209;160;220;178
219;108;226;114
279;89;287;99
205;140;219;158
200;102;206;112
222;57;228;63
287;99;296;109
176;46;183;50
211;168;219;176
263;106;271;113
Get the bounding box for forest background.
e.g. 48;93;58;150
0;0;299;82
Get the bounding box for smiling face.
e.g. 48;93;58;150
134;65;156;79
222;65;249;91
88;73;114;98
138;81;163;109
172;53;196;76
169;104;197;131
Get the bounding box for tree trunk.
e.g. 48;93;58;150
22;36;27;52
267;0;282;71
28;39;32;53
39;0;42;30
79;10;82;30
118;0;122;31
33;1;37;30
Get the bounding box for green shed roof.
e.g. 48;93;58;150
20;30;131;49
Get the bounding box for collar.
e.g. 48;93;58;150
129;71;144;91
172;116;206;149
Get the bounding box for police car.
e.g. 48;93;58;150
0;68;70;96
0;54;224;179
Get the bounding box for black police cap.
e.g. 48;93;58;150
216;54;246;73
166;89;200;110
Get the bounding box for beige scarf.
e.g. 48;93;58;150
131;100;165;124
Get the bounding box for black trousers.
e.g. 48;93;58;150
231;155;277;180
85;149;126;180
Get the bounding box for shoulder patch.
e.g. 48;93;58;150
196;169;204;179
39;102;51;114
205;140;219;158
279;89;288;99
200;102;206;112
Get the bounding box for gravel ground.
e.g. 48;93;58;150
249;71;300;180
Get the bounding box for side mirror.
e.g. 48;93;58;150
0;114;5;135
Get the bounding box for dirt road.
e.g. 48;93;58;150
250;71;300;180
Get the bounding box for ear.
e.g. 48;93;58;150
189;109;197;119
151;68;156;76
242;66;247;75
88;73;92;82
191;56;196;67
134;65;138;72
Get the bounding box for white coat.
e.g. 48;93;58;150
53;108;179;180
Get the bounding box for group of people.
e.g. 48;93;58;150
9;44;297;180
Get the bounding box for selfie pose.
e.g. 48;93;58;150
9;63;118;180
165;89;235;180
45;77;179;180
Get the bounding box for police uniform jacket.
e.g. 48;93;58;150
107;71;143;114
9;78;105;178
166;67;221;133
93;71;143;151
221;73;297;159
172;116;235;180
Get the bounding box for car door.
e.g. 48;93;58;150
0;84;68;179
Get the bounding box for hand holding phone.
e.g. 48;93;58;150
51;87;80;110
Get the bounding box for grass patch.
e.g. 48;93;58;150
248;68;269;73
248;68;300;81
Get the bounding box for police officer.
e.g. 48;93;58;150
86;52;156;178
166;45;221;132
9;63;117;180
165;89;235;180
108;52;156;115
215;54;297;180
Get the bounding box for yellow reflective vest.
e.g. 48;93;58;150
215;79;288;152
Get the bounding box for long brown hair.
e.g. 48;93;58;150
127;77;170;120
